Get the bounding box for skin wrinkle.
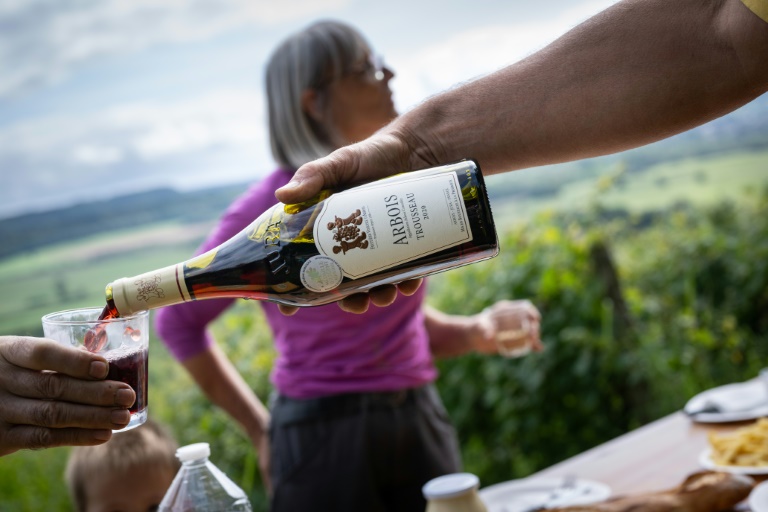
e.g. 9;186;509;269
29;427;54;451
35;371;63;400
31;399;60;429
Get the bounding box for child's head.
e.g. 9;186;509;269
65;419;180;512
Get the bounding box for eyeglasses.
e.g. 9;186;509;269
349;54;386;82
369;54;386;81
314;54;387;90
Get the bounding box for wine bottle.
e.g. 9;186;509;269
104;159;498;317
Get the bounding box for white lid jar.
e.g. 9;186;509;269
422;473;488;512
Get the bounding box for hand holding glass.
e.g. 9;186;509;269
480;300;542;358
42;308;149;432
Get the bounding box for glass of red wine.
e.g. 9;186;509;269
42;307;149;432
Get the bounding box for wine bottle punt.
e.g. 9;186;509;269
104;159;499;317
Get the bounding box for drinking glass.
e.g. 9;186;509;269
482;303;535;358
42;307;149;432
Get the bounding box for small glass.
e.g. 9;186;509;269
483;306;533;358
42;307;149;432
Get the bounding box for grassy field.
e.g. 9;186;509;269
490;149;768;227
0;221;211;335
562;149;768;211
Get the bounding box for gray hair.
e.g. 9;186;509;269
266;20;371;169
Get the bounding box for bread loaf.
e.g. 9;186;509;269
549;471;753;512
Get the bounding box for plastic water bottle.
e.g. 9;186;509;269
159;442;252;512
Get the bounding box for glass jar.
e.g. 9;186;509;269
423;473;488;512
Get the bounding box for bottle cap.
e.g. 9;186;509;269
422;472;480;499
176;442;211;462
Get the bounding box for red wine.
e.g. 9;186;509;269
82;305;147;414
106;346;148;414
83;301;119;352
105;160;498;316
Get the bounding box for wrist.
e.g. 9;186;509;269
470;311;497;354
248;415;269;446
245;403;269;433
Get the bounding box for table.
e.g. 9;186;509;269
528;411;756;496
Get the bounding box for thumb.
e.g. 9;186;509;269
275;136;405;204
275;145;364;204
274;162;327;204
3;337;108;380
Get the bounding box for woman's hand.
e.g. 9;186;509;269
473;300;543;357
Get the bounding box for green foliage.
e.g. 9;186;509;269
618;197;768;395
427;188;768;486
428;213;652;483
0;448;71;510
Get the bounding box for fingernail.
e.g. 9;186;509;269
89;361;108;379
93;429;112;442
280;180;299;190
115;388;136;408
111;409;130;426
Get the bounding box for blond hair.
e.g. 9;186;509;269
65;419;180;512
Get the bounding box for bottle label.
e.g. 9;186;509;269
111;264;189;315
300;256;344;292
312;170;472;279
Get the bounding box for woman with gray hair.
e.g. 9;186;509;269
155;20;541;512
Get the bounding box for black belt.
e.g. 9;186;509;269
272;385;430;426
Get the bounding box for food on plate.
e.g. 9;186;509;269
549;471;753;512
708;417;768;467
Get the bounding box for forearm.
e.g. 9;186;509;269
395;0;768;175
182;344;269;443
423;304;484;358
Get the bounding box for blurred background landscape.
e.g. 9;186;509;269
1;0;767;510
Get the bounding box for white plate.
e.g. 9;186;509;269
684;380;768;423
698;448;768;475
479;476;611;512
749;480;768;512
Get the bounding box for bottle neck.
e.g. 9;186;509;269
109;263;188;316
182;457;210;468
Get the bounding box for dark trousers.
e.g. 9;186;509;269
268;384;462;512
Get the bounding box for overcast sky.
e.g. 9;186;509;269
0;0;619;219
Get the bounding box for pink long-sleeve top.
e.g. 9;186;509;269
154;168;437;398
